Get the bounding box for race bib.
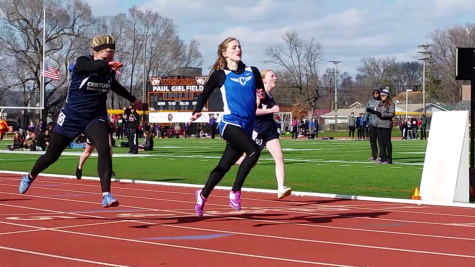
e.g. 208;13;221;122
57;112;66;126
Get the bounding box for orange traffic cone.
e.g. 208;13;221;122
412;187;421;200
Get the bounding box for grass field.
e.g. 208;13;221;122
0;137;427;200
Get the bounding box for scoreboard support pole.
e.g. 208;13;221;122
455;47;475;168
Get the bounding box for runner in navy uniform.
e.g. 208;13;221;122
19;34;142;207
235;69;292;199
190;37;265;216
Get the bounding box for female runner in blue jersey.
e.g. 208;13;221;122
190;37;264;216
19;35;142;207
234;69;292;199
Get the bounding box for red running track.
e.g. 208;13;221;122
0;173;475;266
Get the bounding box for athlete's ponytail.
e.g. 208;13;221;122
209;37;238;76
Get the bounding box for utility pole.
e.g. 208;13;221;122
329;60;341;131
143;40;147;104
418;44;431;115
142;39;147;122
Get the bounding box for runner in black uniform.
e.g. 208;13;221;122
235;69;292;199
19;34;142;207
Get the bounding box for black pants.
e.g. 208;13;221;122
420;127;427;140
116;127;123;139
377;127;392;163
210;126;216;139
349;126;355;138
357;126;365;139
30;120;113;192
127;128;138;154
201;124;261;198
369;125;379;159
292;128;298;139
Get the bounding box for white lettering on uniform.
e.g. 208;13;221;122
86;81;111;92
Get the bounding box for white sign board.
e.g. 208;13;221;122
148;112;221;124
420;111;470;203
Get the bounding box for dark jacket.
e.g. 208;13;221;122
375;101;396;129
363;88;381;127
17;113;29;129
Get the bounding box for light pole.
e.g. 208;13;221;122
141;39;147;121
143;42;146;104
418;44;431;115
329;60;341;130
40;8;47;120
405;89;413;119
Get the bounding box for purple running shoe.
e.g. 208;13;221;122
195;189;207;216
229;190;241;210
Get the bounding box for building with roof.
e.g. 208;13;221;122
319;102;450;126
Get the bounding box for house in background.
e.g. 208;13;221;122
319;102;450;129
348;102;365;109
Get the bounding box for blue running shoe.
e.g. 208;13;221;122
19;174;34;194
102;193;119;208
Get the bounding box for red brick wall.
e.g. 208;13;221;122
463;85;470;101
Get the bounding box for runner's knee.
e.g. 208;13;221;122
244;144;260;164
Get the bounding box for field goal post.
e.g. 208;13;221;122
0;105;44;120
0;78;45;119
276;112;292;133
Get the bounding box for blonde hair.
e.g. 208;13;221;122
209;37;239;76
260;69;273;79
91;34;115;52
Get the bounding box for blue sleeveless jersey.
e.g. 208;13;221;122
254;91;277;136
219;66;257;134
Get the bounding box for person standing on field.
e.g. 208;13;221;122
368;88;395;164
364;88;381;160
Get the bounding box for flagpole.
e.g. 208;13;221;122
40;8;46;120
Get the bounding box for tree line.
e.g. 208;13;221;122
1;0;473;120
262;24;475;117
0;0;202;119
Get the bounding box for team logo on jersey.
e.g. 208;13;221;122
149;77;161;86
255;138;263;146
230;76;253;86
195;76;207;86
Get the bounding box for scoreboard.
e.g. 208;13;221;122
148;91;206;111
147;76;223;112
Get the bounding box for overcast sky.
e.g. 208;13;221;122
84;0;475;77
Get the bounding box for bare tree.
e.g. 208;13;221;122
270;70;302;107
98;6;203;109
427;23;475;104
393;62;422;90
0;0;203;121
0;0;95;120
261;29;323;118
356;56;399;88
